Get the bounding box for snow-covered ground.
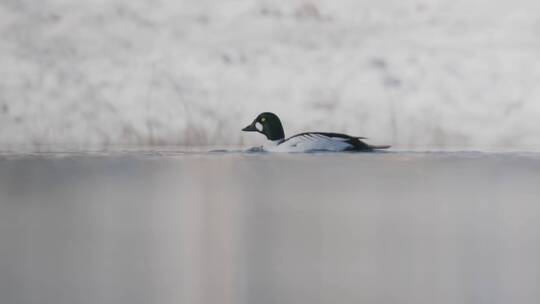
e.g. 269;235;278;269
1;0;540;149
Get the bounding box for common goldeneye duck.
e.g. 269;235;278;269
242;112;390;152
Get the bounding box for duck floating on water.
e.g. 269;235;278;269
242;112;390;152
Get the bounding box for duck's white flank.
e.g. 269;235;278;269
263;134;354;152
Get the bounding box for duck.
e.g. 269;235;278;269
242;112;390;152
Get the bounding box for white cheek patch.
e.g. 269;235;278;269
255;122;263;131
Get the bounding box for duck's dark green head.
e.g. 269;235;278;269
242;112;285;141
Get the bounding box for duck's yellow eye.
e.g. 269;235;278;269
261;117;266;123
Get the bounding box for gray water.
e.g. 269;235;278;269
1;150;540;304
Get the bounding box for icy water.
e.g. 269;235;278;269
1;149;540;304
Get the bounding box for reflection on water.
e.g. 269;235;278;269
1;151;540;304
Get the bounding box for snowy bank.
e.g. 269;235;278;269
1;0;540;149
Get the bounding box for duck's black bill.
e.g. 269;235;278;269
242;124;257;132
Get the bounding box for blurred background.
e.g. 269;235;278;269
1;0;540;149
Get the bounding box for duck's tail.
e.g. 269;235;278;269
369;145;391;150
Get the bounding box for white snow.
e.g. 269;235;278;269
1;0;540;149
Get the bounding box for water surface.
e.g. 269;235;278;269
1;149;539;304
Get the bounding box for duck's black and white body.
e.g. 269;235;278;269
242;112;390;152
